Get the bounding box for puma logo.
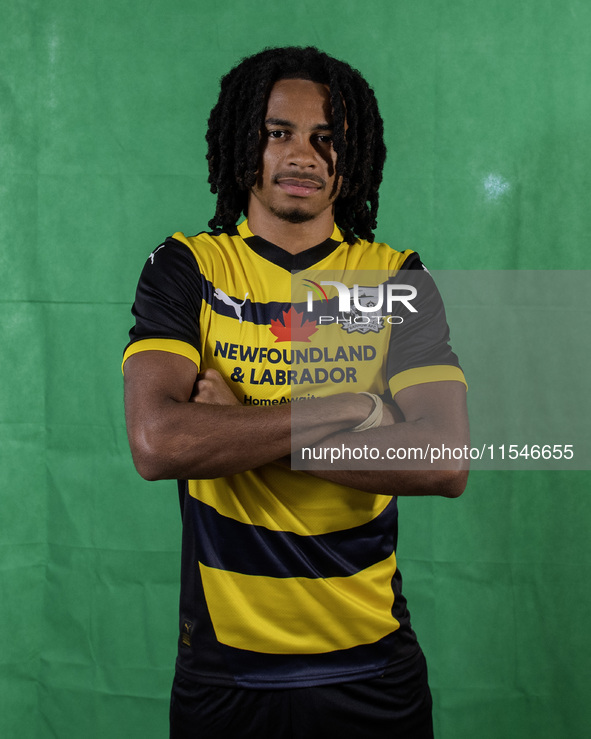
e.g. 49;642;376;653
214;288;249;323
148;244;166;264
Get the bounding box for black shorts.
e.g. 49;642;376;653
170;651;433;739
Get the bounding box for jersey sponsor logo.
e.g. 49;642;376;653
214;341;377;388
213;288;249;323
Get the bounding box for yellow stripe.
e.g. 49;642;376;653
200;551;399;654
122;338;201;373
188;471;391;535
389;365;467;397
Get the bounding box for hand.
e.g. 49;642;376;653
190;368;241;406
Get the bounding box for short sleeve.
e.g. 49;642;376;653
386;252;466;397
122;237;203;371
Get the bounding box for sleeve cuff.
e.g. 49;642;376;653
389;365;467;397
121;338;201;374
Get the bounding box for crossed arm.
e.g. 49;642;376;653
124;350;469;497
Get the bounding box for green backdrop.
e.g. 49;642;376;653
2;0;590;737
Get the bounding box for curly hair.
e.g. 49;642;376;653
206;46;386;244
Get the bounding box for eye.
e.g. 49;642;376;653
267;130;287;139
315;133;333;145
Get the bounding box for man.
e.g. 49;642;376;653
123;46;468;738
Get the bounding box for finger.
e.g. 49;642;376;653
199;368;223;381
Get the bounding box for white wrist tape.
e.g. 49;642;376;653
351;392;384;432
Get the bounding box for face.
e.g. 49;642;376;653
248;78;341;226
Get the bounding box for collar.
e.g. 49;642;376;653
236;219;344;272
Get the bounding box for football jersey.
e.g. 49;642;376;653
123;220;466;688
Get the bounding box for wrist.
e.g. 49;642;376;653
323;392;375;425
351;393;384;432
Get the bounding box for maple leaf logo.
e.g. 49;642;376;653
269;307;318;343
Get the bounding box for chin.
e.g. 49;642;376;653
271;206;316;224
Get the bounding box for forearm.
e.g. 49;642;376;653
304;460;468;498
127;391;373;481
125;353;469;493
296;406;469;498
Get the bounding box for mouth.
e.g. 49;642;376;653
275;176;324;197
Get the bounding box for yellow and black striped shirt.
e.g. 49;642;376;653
123;220;465;688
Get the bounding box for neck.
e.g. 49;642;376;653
246;204;335;254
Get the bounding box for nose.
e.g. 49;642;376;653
286;135;317;168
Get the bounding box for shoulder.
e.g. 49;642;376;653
137;236;203;290
143;227;238;271
165;227;248;276
337;233;425;272
171;227;240;257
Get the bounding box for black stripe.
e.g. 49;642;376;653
399;251;424;270
203;276;332;326
188;495;398;579
201;276;292;325
243;234;342;272
202;277;380;326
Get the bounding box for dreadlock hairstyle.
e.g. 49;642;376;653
206;46;387;244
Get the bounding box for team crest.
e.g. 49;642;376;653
339;286;385;334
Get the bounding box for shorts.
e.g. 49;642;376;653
170;651;433;739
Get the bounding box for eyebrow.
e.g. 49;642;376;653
265;117;333;130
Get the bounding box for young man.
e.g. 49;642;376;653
123;47;468;738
